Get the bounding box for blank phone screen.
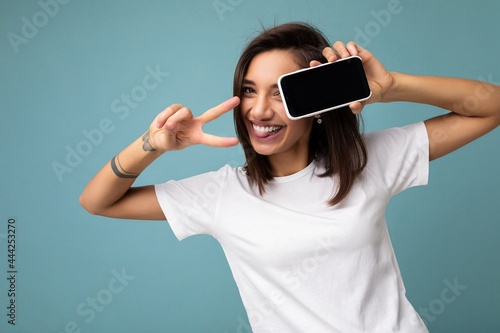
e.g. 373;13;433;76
279;57;371;118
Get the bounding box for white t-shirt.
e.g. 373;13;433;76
155;122;430;333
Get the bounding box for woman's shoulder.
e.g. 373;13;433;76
360;122;429;193
362;122;427;153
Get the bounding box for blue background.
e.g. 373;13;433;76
1;0;499;332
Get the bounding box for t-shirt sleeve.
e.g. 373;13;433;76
364;122;429;196
154;165;230;241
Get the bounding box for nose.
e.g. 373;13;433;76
251;95;274;121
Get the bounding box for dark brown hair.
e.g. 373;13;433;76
233;22;367;205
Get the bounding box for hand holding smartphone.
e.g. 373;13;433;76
278;56;372;120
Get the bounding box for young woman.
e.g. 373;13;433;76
80;23;500;332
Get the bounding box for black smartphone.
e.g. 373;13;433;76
278;56;372;119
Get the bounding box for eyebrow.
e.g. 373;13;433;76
243;79;279;89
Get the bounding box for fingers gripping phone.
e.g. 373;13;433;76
278;56;372;120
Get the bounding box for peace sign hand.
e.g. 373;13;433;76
148;97;240;152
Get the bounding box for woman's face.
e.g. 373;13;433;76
241;50;314;169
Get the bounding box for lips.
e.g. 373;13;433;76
251;123;285;139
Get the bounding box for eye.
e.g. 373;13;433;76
273;90;282;99
242;86;255;94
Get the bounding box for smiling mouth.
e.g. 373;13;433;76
252;124;284;138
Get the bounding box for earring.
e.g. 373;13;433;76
316;116;322;124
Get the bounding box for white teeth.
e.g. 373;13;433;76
253;124;282;133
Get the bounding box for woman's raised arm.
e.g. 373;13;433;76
320;41;500;161
79;97;240;220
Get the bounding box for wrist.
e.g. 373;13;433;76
112;135;163;177
380;71;403;103
141;130;160;152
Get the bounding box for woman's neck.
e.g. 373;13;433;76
267;147;312;177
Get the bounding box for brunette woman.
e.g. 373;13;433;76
80;23;500;332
